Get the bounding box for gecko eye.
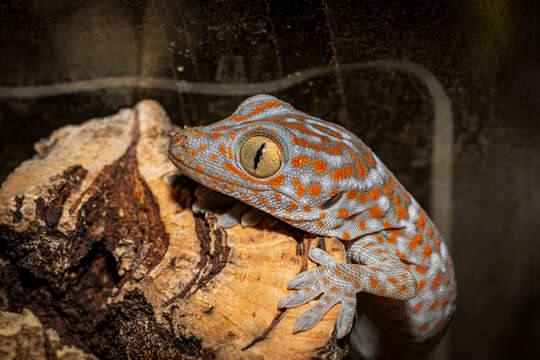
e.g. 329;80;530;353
239;135;283;178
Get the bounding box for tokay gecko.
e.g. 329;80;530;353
168;95;456;358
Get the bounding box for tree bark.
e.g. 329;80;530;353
0;100;349;359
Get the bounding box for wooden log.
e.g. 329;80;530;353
0;100;349;359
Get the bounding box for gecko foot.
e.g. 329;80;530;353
277;248;360;339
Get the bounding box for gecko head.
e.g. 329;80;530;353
169;94;382;233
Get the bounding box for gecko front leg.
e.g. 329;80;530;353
278;234;417;338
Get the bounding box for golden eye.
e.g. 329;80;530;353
239;135;283;178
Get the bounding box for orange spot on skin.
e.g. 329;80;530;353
210;133;222;139
218;145;227;156
190;150;197;157
269;174;285;188
210;154;217;162
432;273;442;290
393;197;401;206
292;178;306;198
375;235;384;243
358;220;366;230
402;188;411;203
396;250;407;260
370;278;380;289
369;206;383;219
442;297;449;307
429;300;440;312
389;278;398;285
444;274;450;285
335;142;346;149
199;144;207;151
332;165;354;181
289;202;298;210
274;192;282;201
358;193;369;202
309;183;321;196
384;182;393;198
347;150;367;179
413;303;423;313
428;226;434;238
383;221;393;229
230;130;238;141
214;125;229;131
363;153;376;167
322;278;330;285
276;121;330;143
417;279;426;292
436;238;441;251
313;159;327;173
363;242;375;248
397;207;407;219
320;212;327;218
304;205;311;212
418;322;430;332
251;189;260;195
409;234;423;250
369;188;381;200
316;220;324;227
338;209;349;218
346;190;358;200
415;264;427;274
227;146;234;160
232;101;284;122
417;212;426;229
267;207;275;213
193;129;207;137
342;232;351;240
423;245;433;258
291;133;340;155
292;155;309;168
258;198;268;205
398;285;408;293
387;229;402;244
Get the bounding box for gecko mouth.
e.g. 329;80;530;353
167;151;253;193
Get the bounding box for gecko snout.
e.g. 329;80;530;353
168;132;188;163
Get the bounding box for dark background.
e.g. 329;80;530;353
0;0;538;359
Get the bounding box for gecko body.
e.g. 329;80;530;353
168;95;456;358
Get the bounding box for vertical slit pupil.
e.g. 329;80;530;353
253;143;266;170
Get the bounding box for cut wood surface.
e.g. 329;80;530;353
0;100;348;359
